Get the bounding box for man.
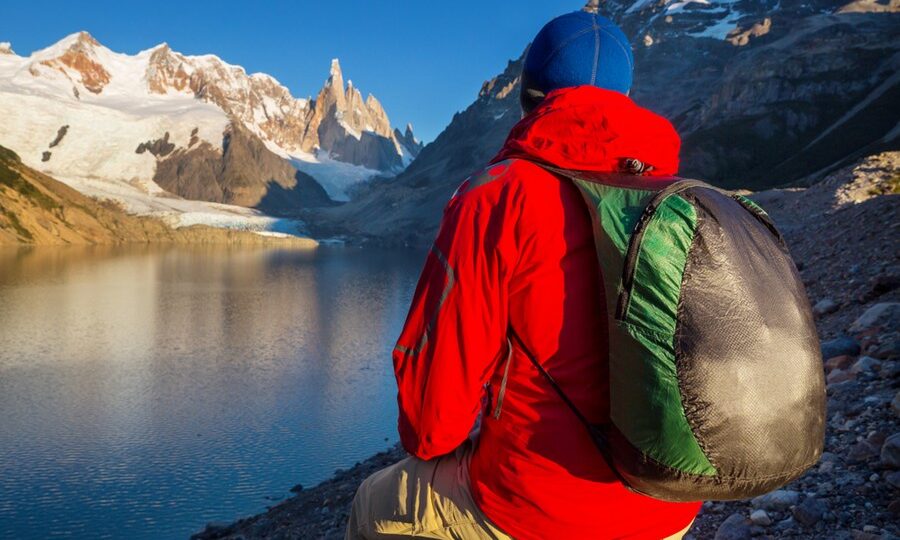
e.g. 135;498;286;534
346;8;701;540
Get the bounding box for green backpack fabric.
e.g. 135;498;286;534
508;162;826;502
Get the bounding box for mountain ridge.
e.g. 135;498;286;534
0;31;422;219
310;1;899;247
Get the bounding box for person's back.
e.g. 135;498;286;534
348;10;701;540
467;86;700;539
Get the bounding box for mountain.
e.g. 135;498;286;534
0;144;316;246
0;31;422;220
311;56;525;247
606;0;900;187
312;0;898;247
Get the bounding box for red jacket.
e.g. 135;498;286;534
393;86;702;539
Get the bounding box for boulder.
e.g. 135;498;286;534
792;496;827;526
849;356;881;374
825;355;855;372
750;509;772;526
821;336;861;359
849;303;900;334
872;332;900;360
751;489;800;511
715;513;752;540
882;433;900;469
813;298;839;316
827;368;856;384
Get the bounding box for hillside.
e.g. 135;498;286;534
312;0;899;247
0;145;316;247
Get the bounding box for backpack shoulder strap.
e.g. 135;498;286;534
504;326;625;481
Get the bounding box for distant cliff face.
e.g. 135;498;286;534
313;0;898;246
150;124;333;215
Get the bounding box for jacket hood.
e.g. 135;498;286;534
495;85;680;176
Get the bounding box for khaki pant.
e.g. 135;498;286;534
345;440;694;540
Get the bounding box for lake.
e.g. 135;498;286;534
0;245;425;539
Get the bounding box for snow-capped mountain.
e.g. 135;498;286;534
313;0;899;246
0;31;422;215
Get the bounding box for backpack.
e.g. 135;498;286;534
504;161;826;502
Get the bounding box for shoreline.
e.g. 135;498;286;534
192;156;900;539
192;444;407;540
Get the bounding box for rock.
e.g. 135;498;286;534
836;473;866;487
880;361;900;380
882;433;900;469
848;441;880;462
827;368;856;384
863;274;900;301
751;489;801;511
850;356;881;374
749;509;772;526
893;392;900;418
289;483;304;493
792;496;827;526
822;336;861;360
825;355;856;372
872;333;900;360
814;298;839;316
849;303;900;334
886;471;900;489
816;480;834;495
828;380;861;395
202;522;231;532
715;512;752;540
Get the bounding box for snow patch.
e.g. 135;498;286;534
289;150;380;202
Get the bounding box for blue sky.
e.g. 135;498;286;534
1;0;581;142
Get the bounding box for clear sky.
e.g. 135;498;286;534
0;0;582;142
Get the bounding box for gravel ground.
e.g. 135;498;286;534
194;152;899;540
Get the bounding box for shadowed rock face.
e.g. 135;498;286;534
309;55;525;247
0;144;317;246
153;124;333;215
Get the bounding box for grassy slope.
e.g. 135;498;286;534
0;145;317;247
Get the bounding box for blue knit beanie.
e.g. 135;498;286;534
520;10;634;113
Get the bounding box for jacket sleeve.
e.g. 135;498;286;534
393;171;519;460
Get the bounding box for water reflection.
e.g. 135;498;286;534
0;245;424;539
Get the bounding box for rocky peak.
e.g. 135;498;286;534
70;31;100;50
146;44;192;94
393;123;423;158
37;30;110;94
0;42;15;55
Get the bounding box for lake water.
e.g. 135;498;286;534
0;245;425;539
